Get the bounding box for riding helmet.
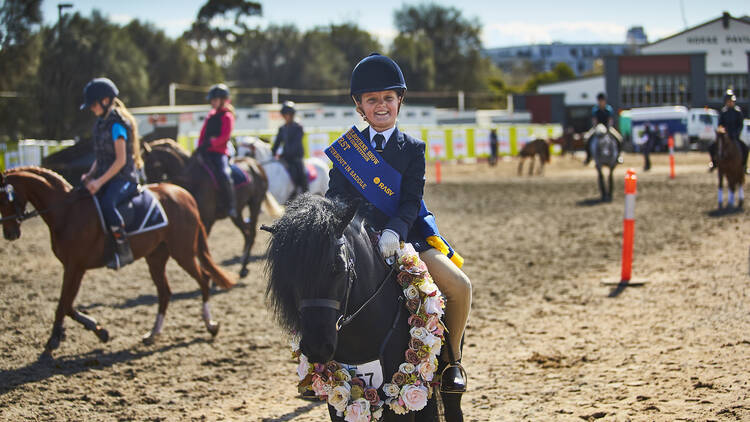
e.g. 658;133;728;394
724;89;736;102
80;78;119;110
597;92;607;101
280;101;296;115
207;83;230;101
350;53;407;97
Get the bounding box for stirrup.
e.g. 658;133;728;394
439;362;468;393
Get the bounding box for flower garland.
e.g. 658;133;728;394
292;243;446;421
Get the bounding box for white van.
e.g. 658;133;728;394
629;106;717;150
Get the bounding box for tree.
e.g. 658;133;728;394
522;62;576;92
230;24;303;94
0;0;43;141
389;33;435;92
183;0;262;67
326;23;382;69
393;3;495;92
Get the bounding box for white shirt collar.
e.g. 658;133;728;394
368;126;396;149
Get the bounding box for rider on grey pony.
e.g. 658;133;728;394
584;93;623;165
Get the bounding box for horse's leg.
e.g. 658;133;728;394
44;266;85;355
738;186;744;208
728;185;736;208
529;156;535;176
597;167;606;201
517;158;523;176
238;193;262;278
608;166;614;201
143;244;171;345
171;248;220;337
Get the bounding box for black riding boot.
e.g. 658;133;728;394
107;225;134;270
583;138;592;165
222;173;238;219
439;360;467;393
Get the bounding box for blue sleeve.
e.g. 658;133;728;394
591;106;598;117
111;123;128;141
606;105;614;114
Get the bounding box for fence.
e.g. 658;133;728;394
0;140;76;171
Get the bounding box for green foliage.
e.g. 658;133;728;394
184;0;261;67
390;33;435;92
522;62;576;93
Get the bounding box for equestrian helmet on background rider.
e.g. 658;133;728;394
280;101;296;115
349;53;407;98
724;89;736;103
597;92;606;102
206;83;230;101
80;78;119;111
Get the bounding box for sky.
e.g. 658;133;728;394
41;0;750;48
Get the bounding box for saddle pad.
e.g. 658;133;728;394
305;162;318;182
93;187;168;236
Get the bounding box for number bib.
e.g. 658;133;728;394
339;359;384;389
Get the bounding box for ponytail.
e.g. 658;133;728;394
112;98;143;169
222;100;236;117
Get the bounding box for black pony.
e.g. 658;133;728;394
265;194;462;421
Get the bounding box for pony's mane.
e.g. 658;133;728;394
6;166;73;191
265;194;349;332
148;138;190;159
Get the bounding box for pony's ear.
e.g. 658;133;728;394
335;200;360;237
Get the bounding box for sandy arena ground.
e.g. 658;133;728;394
1;152;748;421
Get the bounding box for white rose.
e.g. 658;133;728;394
328;384;351;414
423;333;442;355
389;400;409;415
424;295;444;316
297;354;310;380
400;384;429;411
410;326;429;342
372;406;384;420
404;285;419;300
290;335;300;352
382;383;401;398
418;281;438;296
398;362;416;374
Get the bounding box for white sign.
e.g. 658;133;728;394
497;127;511;154
339;359;384;389
452;129;468;158
474;129;490;156
307;133;330;161
427;130;447;159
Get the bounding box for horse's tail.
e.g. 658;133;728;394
196;224;236;289
262;191;284;218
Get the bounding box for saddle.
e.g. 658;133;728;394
93;186;168;236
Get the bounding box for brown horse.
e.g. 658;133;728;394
518;138;551;176
142;139;280;278
0;166;235;357
549;130;585;157
716;129;746;209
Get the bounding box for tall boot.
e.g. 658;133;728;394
222;172;238;219
583;139;592;165
107;225;134;270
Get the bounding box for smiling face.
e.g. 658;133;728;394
356;90;402;132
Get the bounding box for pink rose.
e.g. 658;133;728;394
350;377;365;388
364;388;380;406
326;361;340;373
344;398;370;422
405;348;420;365
400;384;429;411
425;316;440;333
396;271;413;287
406;298;420;312
314;363;326;373
417;359;437;382
312;376;330;396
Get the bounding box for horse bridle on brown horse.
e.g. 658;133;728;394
0;182;85;224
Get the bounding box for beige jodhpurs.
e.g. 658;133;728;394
419;248;472;361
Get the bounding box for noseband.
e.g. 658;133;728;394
0;184;31;224
299;234;395;331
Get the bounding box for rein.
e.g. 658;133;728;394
298;234;396;332
0;185;86;224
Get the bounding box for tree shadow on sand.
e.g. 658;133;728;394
0;338;208;395
220;251;268;266
706;207;744;218
78;282;247;312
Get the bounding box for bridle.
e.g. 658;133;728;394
0;183;85;224
298;234;396;332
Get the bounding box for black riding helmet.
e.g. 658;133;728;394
80;78;119;110
280;101;296;115
350;53;407;98
207;83;230;101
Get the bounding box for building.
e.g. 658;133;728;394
605;12;750;115
484;42;630;76
537;76;606;131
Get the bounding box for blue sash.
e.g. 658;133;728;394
325;126;463;267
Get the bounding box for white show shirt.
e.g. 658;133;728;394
368;126;396;150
